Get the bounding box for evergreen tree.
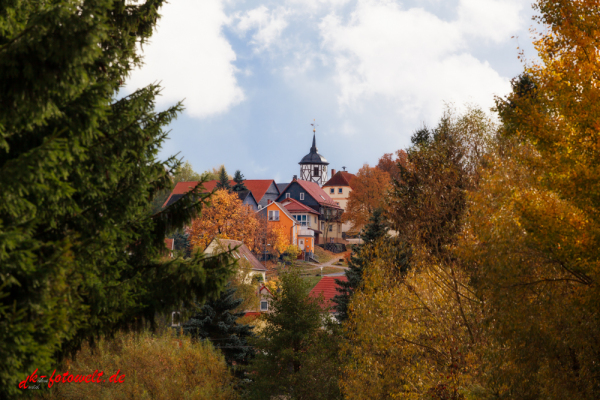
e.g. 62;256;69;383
215;166;231;191
0;1;235;395
232;169;247;192
183;284;254;365
172;230;192;258
333;208;389;321
246;268;342;400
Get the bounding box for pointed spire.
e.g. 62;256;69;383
311;132;317;153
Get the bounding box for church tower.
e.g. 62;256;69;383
299;123;329;186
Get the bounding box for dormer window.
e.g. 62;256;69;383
300;193;304;200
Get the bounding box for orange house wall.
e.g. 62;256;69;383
266;203;295;245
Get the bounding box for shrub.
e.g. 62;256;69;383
39;329;238;400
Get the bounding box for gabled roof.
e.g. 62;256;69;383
281;198;320;215
276;183;289;193
162;179;278;208
205;238;267;271
309;276;348;312
323;171;355;188
237;189;257;205
278;179;342;209
257;201;297;224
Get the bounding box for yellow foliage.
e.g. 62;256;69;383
40;329;237;400
188;189;259;251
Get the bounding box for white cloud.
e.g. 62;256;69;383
458;0;524;42
126;0;244;118
319;0;515;121
234;6;289;52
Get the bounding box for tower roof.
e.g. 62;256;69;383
299;133;329;165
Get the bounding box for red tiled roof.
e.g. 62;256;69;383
163;179;277;208
292;179;342;209
323;171;355;188
309;276;348;312
281;198;320;215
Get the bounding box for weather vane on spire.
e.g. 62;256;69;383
311;119;318;133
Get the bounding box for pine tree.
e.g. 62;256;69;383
333;208;390;321
232;170;247;192
0;1;235;395
183;284;254;365
246;268;342;400
215;166;232;191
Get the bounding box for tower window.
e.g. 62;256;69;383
338;188;343;194
313;166;319;177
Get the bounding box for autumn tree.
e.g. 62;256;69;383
456;2;600;397
376;149;407;181
342;165;391;233
333;208;389;321
341;106;496;399
188;190;259;251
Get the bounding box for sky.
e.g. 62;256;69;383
126;0;539;184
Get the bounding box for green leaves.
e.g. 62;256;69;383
0;1;233;396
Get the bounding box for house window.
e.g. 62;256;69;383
338;188;343;194
329;224;333;232
336;202;340;206
258;205;262;210
314;216;317;223
330;188;334;194
269;210;280;221
300;193;304;200
286;193;290;199
313;166;319;177
171;311;181;327
260;301;269;311
294;215;307;226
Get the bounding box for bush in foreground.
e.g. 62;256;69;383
40;329;238;400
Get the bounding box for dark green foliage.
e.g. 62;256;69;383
388;120;467;256
333;208;389;321
216;166;231;191
0;1;234;396
183;284;254;365
411;125;433;147
246;269;342;400
171;230;191;258
232;170;247;192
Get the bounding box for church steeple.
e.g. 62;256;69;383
299;120;329;186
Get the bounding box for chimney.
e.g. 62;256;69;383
331;169;336;176
268;199;272;204
293;175;297;180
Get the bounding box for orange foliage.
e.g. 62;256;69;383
188;189;259;251
343;164;390;233
376;149;407;181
